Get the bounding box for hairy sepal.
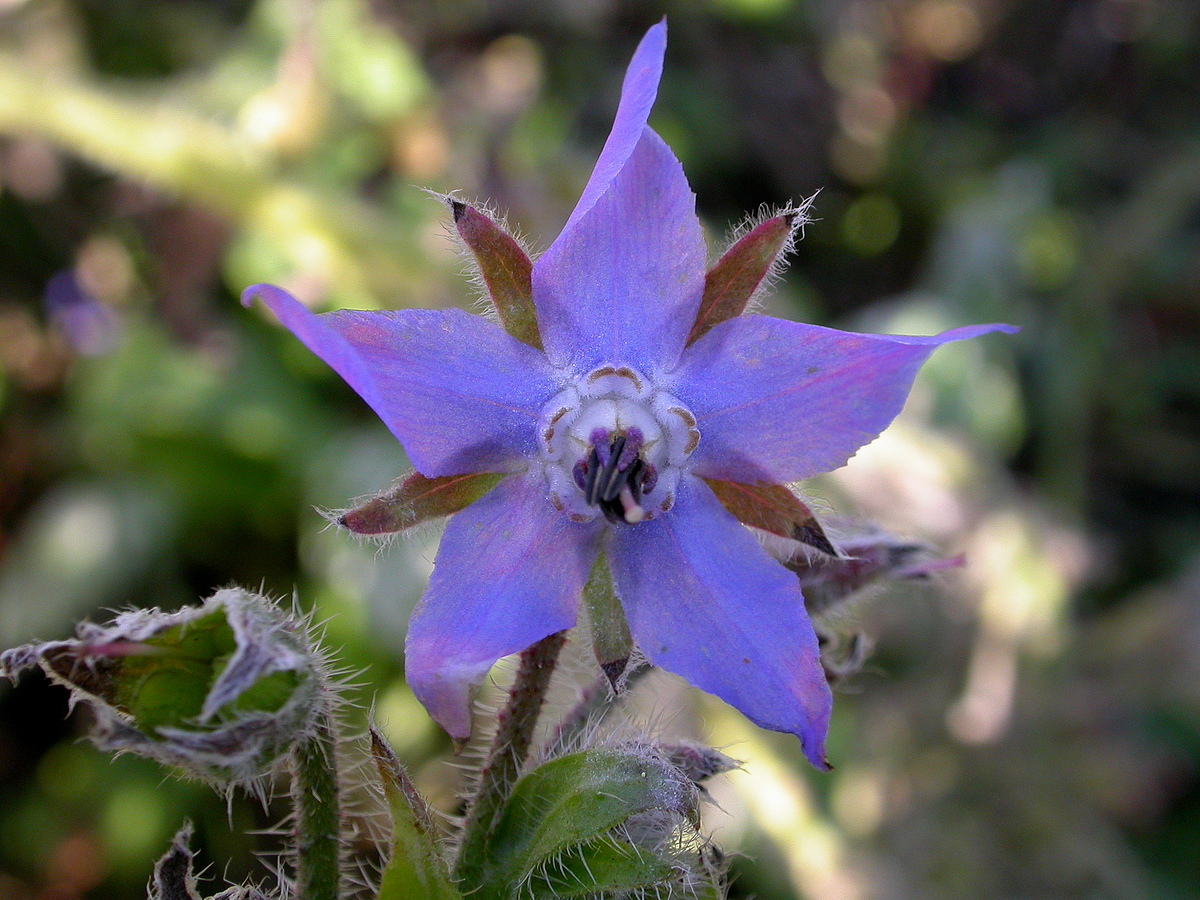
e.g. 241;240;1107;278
371;726;461;900
0;587;327;789
337;471;504;535
582;555;635;691
784;519;960;618
661;742;742;785
149;824;203;900
702;477;837;556
463;747;707;900
778;520;963;684
687;210;800;345
449;199;543;350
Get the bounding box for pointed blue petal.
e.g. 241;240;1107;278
404;472;602;740
560;20;666;238
679;318;1019;483
608;477;832;769
243;284;559;476
533;127;706;373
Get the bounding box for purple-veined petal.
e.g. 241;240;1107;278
243;284;560;477
679;317;1019;484
559;20;666;239
404;471;602;740
608;476;832;769
533;127;707;373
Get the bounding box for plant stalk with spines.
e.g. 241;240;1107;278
455;630;568;883
293;706;342;900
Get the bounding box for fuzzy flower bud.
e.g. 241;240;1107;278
776;520;965;683
0;587;329;789
459;745;725;900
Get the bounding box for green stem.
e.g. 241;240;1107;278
454;631;567;883
293;708;341;900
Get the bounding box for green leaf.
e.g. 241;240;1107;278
688;213;795;345
338;471;504;535
450;200;543;350
469;749;698;900
523;837;677;899
371;727;462;900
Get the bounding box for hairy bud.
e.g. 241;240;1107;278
786;520;961;617
0;587;329;789
458;746;725;900
776;520;963;684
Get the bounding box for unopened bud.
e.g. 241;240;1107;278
461;746;721;898
786;519;960;617
660;742;742;785
779;519;962;685
0;587;329;788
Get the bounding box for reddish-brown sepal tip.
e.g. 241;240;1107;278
703;477;837;556
688;213;795;345
601;657;630;692
449;201;543;351
338;471;504;535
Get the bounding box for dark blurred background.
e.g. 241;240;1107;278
1;0;1198;898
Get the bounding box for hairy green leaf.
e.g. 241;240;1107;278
468;748;699;900
372;726;461;900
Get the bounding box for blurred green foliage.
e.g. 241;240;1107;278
0;0;1198;899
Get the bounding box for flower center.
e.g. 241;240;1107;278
537;365;699;524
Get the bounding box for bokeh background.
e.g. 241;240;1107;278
1;0;1198;898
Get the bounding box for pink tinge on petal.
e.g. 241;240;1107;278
534;128;706;373
680;318;1019;484
608;476;833;769
242;284;560;477
403;472;602;740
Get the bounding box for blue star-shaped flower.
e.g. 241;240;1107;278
244;21;1014;769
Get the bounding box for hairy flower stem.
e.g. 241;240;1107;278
543;661;651;755
293;708;341;900
455;631;567;881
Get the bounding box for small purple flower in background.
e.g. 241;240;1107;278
244;21;1014;770
44;270;122;356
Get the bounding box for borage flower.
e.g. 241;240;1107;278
244;21;1014;769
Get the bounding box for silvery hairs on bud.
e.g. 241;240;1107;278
0;587;337;793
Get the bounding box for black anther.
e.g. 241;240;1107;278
584;434;646;523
